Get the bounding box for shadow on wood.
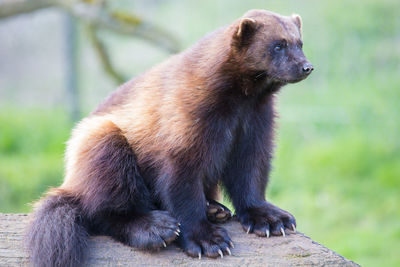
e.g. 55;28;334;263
0;213;359;266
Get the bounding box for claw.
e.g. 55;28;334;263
280;227;286;237
206;201;210;206
266;229;270;238
163;241;167;248
175;231;180;236
229;241;235;248
178;222;181;226
246;226;251;234
176;229;181;233
218;249;223;258
226;247;232;255
198;252;201;260
291;223;296;232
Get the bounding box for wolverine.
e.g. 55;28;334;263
27;9;313;266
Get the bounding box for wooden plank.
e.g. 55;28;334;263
0;213;359;266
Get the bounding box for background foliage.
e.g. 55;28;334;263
0;1;399;266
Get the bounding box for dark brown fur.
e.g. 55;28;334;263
27;9;313;265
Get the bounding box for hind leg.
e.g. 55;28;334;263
206;200;232;224
62;117;180;250
91;210;180;250
204;184;232;224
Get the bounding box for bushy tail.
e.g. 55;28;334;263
26;194;89;267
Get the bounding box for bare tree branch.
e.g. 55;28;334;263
0;0;180;53
87;24;126;84
60;2;180;53
0;0;179;119
0;0;54;19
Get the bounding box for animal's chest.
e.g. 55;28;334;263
201;102;270;181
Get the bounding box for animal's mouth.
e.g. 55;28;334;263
271;77;302;84
286;76;308;83
256;69;312;86
275;72;312;84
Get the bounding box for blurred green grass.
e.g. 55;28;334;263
1;0;399;266
0;109;71;212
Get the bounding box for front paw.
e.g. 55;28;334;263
180;220;233;259
237;202;296;237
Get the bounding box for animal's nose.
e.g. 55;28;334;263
302;63;314;74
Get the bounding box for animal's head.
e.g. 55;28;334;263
231;10;313;84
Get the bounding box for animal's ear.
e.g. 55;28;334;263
291;14;302;31
232;18;257;47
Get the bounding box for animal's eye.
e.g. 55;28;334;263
274;45;282;52
274;41;287;52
